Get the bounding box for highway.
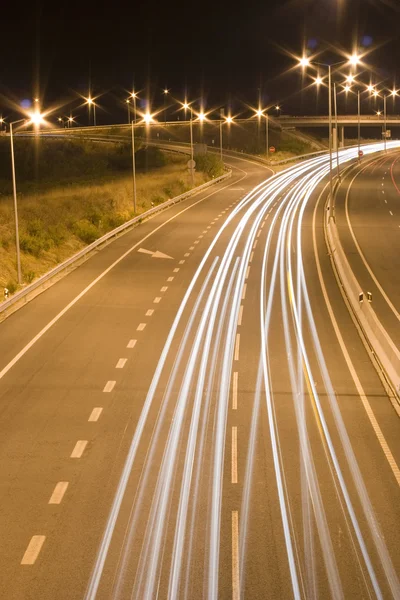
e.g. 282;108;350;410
0;146;400;599
334;151;400;349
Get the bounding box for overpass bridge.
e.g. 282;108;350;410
276;114;400;127
276;114;400;147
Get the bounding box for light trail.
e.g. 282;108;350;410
85;141;400;599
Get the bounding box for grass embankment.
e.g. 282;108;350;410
0;138;223;292
259;136;315;163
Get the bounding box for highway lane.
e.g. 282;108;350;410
0;155;271;599
1;144;400;599
334;151;400;351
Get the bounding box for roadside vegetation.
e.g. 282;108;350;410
0;137;223;293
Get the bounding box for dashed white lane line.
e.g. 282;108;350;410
167;277;174;282
202;230;207;234
184;253;190;257
179;260;185;265
256;230;261;239
232;427;238;484
232;372;238;410
146;309;155;316
249;251;254;263
207;226;212;229
137;323;146;331
238;305;244;326
21;536;46;565
173;268;180;273
88;407;103;422
160;286;168;292
245;266;250;280
103;380;116;392
232;512;240;600
153;297;161;304
390;211;393;216
234;334;240;361
385;199;387;203
198;235;204;238
127;339;137;349
189;246;195;250
241;283;247;301
116;358;127;369
48;481;69;504
70;440;88;458
211;221;216;224
194;240;199;245
253;239;258;249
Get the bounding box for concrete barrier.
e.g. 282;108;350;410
325;218;400;400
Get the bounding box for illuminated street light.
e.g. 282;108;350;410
376;110;381;116
126;98;131;124
198;112;206;122
373;90;379;97
346;74;355;83
314;76;323;86
86;96;96;126
131;91;138;124
143;112;154;124
219;115;234;161
349;53;361;66
344;84;351;93
391;89;397;97
367;84;375;93
163;88;170;123
299;57;310;68
29;111;45;127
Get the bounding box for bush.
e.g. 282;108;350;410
6;280;17;294
24;270;36;283
73;220;99;244
106;213;125;229
20;234;49;257
195;153;224;178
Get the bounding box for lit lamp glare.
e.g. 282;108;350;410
367;84;374;93
30;112;45;126
314;76;323;86
346;75;355;83
299;57;310;67
344;84;351;93
349;53;360;66
391;89;398;97
198;112;206;122
225;116;233;124
143;112;153;124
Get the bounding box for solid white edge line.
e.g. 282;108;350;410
314;187;400;486
21;535;46;565
232;511;240;600
0;173;244;383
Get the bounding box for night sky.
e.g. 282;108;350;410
1;0;400;122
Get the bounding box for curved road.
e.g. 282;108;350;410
0;146;400;599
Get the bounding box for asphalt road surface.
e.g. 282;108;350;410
1;145;400;600
335;150;400;350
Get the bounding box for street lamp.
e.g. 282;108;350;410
298;52;360;221
163;88;169;124
181;102;195;186
219;115;233;162
255;108;270;159
86;96;96;126
131;92;138;124
126;99;130;124
9;112;45;284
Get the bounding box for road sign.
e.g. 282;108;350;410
358;150;364;157
269;146;276;153
187;159;196;170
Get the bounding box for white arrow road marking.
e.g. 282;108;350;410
138;248;173;259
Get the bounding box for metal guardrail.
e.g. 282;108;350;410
0;169;232;317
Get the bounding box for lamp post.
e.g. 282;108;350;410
183;103;195;186
9;112;44;284
383;94;387;153
219;116;233;162
86;97;96;126
131;118;137;213
131;92;138;124
299;53;360;221
126;99;130;124
163;89;169;124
